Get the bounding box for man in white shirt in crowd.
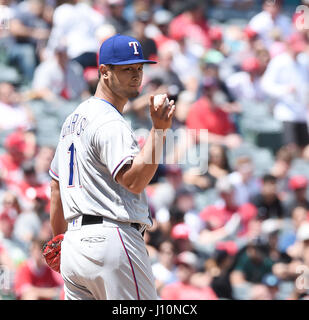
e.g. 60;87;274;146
249;0;293;48
0;82;33;131
31;44;88;101
261;32;309;154
228;156;261;207
226;56;266;102
47;0;104;69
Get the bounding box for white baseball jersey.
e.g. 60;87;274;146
49;97;152;228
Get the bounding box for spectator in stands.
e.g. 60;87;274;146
278;205;308;256
284;175;309;216
240;26;265;59
149;9;174;51
248;0;293;48
0;82;33;131
168;1;210;49
271;145;294;202
129;11;158;62
228;155;261;207
198;177;256;246
226;56;266;102
0;209;27;268
12;207;42;251
151;164;183;213
207;143;232;182
260;219;291;266
47;0;103;69
170;222;194;254
186;76;242;149
14;238;63;299
151;239;178;296
10;160;49;212
170;186;203;243
199;62;240;119
208;26;229;57
104;0;130;35
9;0;51;83
34;145;55;184
272;221;309;285
261;32;309;154
0;130;27;187
206;248;235;300
160;251;218;300
252;174;284;220
145;44;184;100
31;44;88;101
0;191;21;217
156;184;199;240
183;144;231;191
230;240;274;288
171;90;195;130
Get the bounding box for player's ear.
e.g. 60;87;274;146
99;64;109;79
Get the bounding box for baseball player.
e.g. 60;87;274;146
44;34;176;300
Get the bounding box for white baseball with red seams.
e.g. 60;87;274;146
153;94;169;108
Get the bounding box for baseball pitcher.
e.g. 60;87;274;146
43;34;176;300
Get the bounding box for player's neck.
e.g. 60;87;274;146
94;83;126;114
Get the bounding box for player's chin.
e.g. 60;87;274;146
127;87;140;98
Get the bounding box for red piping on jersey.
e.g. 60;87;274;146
49;168;59;178
112;156;133;179
116;227;140;300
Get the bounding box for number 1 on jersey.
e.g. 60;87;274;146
68;143;81;187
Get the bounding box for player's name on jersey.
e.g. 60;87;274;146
62;113;88;138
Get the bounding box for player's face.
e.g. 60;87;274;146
108;63;144;99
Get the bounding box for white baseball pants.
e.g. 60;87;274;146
60;217;158;300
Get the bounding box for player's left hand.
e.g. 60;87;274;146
42;234;64;273
149;94;176;131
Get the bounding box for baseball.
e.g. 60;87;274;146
153;94;169;108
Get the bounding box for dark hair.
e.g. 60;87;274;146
262;174;277;184
158;238;176;252
213;250;229;267
263;0;283;6
22;160;36;175
209;144;231;172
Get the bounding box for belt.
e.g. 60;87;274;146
81;214;145;235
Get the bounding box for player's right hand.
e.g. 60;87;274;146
149;94;176;131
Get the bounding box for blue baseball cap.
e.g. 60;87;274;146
99;34;157;65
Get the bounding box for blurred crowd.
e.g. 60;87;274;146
0;0;309;300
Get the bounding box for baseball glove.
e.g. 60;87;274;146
42;234;64;273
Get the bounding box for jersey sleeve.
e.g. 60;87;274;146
49;146;60;181
94;120;140;182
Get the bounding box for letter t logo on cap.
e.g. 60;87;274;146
129;41;139;55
